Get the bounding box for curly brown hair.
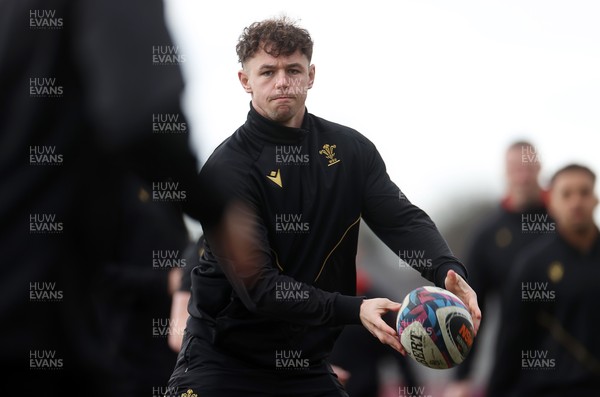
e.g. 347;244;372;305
236;16;313;65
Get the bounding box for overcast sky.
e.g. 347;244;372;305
164;0;600;226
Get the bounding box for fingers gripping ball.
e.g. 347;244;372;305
396;286;474;369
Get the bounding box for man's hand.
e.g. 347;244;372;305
168;267;183;296
168;290;191;352
359;298;405;354
444;270;482;334
330;364;351;386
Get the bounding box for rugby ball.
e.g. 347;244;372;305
396;286;474;369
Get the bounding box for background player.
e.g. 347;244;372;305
445;140;551;397
488;164;600;396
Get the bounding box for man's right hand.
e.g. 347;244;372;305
359;298;404;354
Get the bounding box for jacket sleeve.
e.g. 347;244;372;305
360;140;467;287
198;161;364;327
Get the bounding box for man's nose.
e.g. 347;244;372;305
275;72;290;88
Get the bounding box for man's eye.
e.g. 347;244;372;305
262;71;273;76
289;69;300;75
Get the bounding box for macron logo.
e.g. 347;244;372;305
266;169;283;188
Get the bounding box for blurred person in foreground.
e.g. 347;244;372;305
92;173;190;397
445;140;551;397
167;16;481;396
488;164;600;396
0;0;202;393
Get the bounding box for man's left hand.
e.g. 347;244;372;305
444;269;482;334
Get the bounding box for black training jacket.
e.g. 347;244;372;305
488;232;600;396
187;104;467;369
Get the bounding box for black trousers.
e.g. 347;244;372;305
167;331;349;397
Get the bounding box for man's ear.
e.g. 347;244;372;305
238;69;252;93
307;64;315;90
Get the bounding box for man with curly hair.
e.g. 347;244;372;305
167;16;481;396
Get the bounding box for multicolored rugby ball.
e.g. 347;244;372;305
396;286;474;369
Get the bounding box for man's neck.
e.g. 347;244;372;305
559;224;599;254
505;188;544;212
251;102;306;129
279;109;306;129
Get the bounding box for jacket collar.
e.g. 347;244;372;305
243;103;310;144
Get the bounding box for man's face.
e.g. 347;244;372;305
549;170;598;233
505;146;540;194
238;48;315;128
